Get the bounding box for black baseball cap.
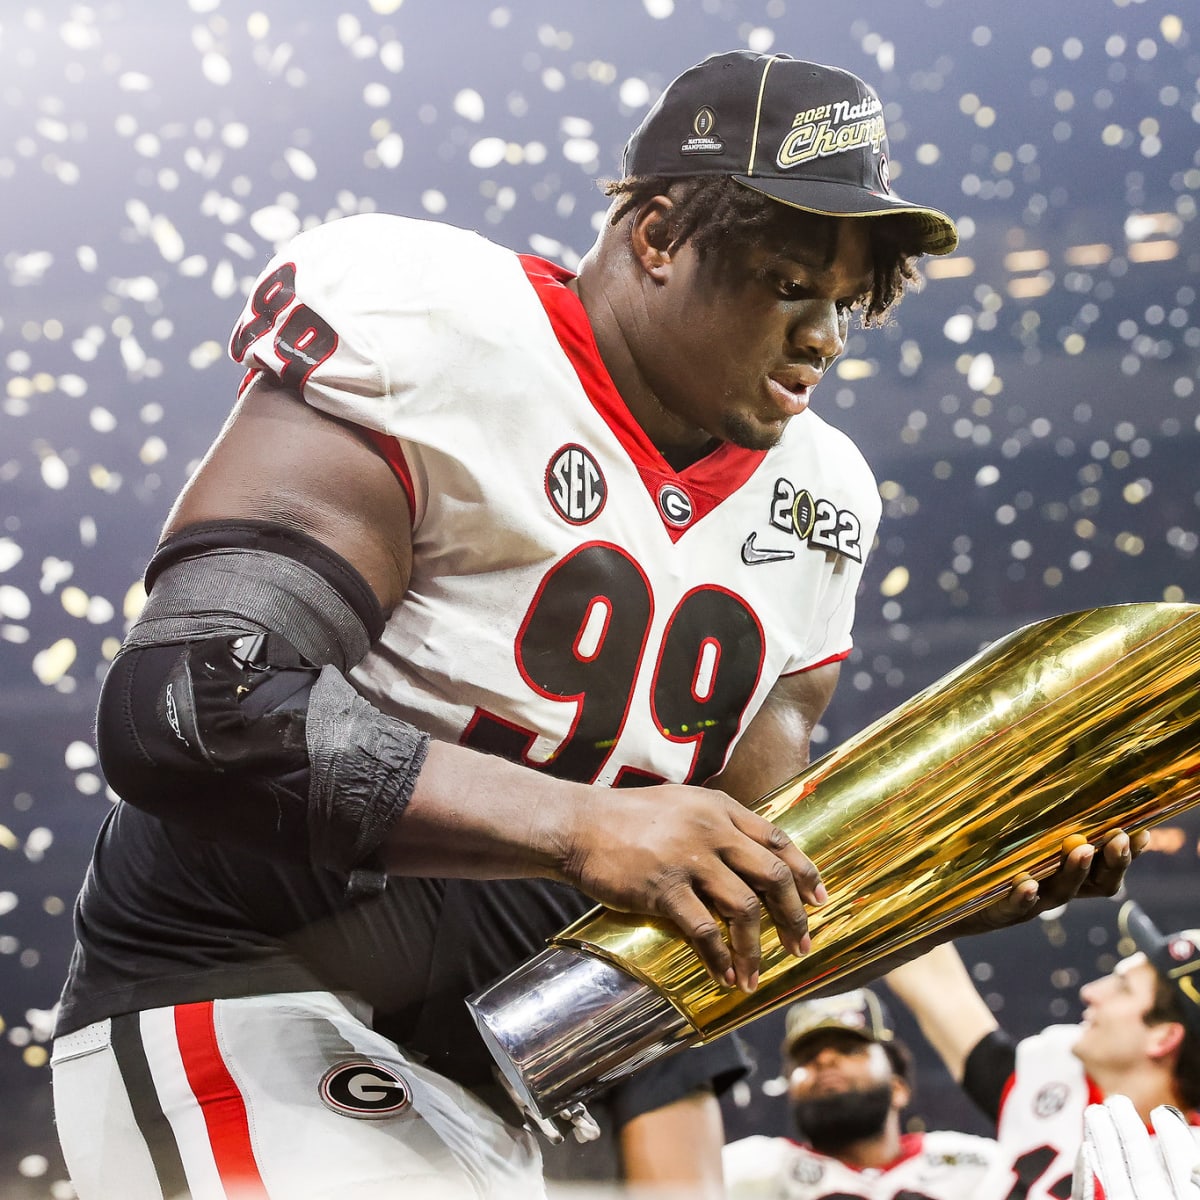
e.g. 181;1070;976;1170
1119;900;1200;1040
782;989;896;1055
622;50;958;257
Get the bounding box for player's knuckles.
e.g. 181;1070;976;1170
720;890;765;923
756;857;797;892
770;902;808;932
763;824;795;852
682;915;725;946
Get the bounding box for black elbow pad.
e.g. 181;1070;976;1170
96;634;317;861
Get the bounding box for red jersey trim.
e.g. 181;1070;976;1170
363;428;417;522
518;255;769;536
784;1131;926;1173
174;1001;269;1196
780;646;852;676
889;1131;927;1168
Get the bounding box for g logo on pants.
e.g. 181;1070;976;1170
319;1060;412;1119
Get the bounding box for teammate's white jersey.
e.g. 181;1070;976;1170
992;1025;1100;1199
723;1130;1017;1199
231;213;881;787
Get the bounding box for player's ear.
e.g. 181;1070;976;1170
629;196;676;281
890;1074;911;1112
1146;1020;1185;1062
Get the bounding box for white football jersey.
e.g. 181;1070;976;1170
723;1131;1018;1199
230;213;881;787
993;1025;1101;1200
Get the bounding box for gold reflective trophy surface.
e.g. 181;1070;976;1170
552;602;1200;1041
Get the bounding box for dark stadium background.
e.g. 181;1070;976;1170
1;1;1197;1194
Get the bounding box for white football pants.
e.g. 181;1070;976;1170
51;991;546;1200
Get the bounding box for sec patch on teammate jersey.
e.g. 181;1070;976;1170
319;1059;413;1119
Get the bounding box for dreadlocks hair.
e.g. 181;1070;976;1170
1146;973;1200;1110
603;174;924;325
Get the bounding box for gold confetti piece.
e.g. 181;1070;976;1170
123;581;147;620
32;638;77;685
60;586;89;618
0;826;18;851
22;1047;49;1070
880;566;911;598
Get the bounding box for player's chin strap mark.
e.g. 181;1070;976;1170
97;518;428;901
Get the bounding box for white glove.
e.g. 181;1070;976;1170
1073;1094;1200;1200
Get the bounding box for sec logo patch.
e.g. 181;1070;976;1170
319;1060;412;1119
546;444;607;525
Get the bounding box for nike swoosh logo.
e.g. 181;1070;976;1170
741;532;796;565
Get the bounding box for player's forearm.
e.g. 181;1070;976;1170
885;941;998;1081
619;1091;727;1199
378;738;585;881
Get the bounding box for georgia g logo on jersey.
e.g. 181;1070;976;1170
1033;1082;1070;1118
546;444;607;525
319;1060;412;1119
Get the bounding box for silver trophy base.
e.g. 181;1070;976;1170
467;945;694;1143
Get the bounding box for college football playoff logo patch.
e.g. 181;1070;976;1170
319;1060;412;1119
680;106;724;155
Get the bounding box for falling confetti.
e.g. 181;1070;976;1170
1;2;1197;1194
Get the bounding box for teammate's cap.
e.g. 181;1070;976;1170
621;50;958;257
782;989;895;1056
1119;900;1200;1040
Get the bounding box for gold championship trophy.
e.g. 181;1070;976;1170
467;603;1200;1142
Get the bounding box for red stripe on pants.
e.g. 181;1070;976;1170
175;1002;269;1197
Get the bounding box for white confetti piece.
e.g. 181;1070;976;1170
468;138;507;169
40;456;69;490
65;741;97;770
0;586;30;620
284;147;318;182
249;205;301;243
455;89;486;122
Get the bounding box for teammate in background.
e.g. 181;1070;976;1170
886;901;1200;1200
50;47;1139;1200
723;989;1018;1199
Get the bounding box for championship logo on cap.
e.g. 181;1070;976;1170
680;105;724;155
621;50;958;256
1168;936;1198;963
1119;901;1200;1038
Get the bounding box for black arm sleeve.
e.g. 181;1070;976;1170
95;519;427;882
961;1027;1018;1124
